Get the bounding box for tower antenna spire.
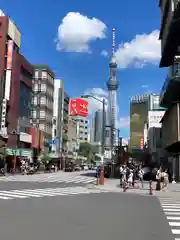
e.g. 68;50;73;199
112;28;116;56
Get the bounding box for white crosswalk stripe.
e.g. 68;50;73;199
0;187;109;200
0;172;96;184
159;197;180;240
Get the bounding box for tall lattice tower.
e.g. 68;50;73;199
107;28;118;147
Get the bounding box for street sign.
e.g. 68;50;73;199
11;129;17;135
47;137;60;145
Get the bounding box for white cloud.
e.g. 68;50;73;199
101;50;108;57
115;30;160;68
117;117;130;129
83;88;108;114
56;12;107;53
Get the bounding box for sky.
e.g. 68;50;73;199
1;0;167;139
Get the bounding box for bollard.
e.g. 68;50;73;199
149;180;153;195
123;181;127;192
96;176;99;185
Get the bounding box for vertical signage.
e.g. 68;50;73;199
140;137;144;150
4;40;14;101
6;40;13;70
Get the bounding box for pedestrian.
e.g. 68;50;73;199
138;167;144;188
128;169;133;188
119;165;124;187
162;169;169;191
156;167;162;191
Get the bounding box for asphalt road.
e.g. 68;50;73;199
0;192;173;240
0;181;89;190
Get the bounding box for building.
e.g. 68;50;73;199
76;116;89;143
52;79;63;156
31;64;54;144
159;1;180;180
130;93;164;152
67;116;77;153
107;28;118;147
130;94;150;151
159;60;180;180
94;110;102;143
0;10;35;160
94;109;107;143
146;110;165;163
159;0;180;67
62;91;69;152
89;118;95;143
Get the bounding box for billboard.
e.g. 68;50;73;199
130;101;148;150
148;111;165;128
69;98;88;117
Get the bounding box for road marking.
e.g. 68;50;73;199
169;222;180;227
0;172;96;184
167;217;180;221
0;186;109;200
165;212;180;215
163;208;180;212
172;229;180;235
162;205;180;208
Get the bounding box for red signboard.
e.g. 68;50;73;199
69;98;88;117
140;137;144;150
6;40;13;70
30;128;39;148
39;130;44;151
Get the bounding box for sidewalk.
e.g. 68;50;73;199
88;178;180;198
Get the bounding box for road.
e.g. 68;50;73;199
0;192;173;240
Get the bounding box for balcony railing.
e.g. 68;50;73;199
160;61;180;104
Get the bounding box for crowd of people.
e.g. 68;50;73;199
119;163;170;191
119;164;144;188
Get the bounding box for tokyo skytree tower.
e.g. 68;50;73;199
107;28;118;147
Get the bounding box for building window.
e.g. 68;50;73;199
39;123;45;130
41;83;46;92
54;129;57;137
42;71;47;79
34;83;38;91
33;96;37;104
35;71;39;79
40;110;45;118
32;110;37;118
40;96;46;104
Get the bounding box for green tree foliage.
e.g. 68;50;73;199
40;151;51;165
78;142;98;163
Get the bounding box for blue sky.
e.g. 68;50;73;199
1;0;167;138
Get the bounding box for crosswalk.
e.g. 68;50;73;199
0;186;109;200
0;172;96;184
159;196;180;240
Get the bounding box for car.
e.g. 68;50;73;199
83;165;88;171
75;165;81;171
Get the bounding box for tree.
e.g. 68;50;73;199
40;151;50;165
78;142;98;163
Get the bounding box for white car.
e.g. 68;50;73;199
83;165;88;171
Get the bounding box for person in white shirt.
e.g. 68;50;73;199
128;169;133;187
156;167;162;191
138;168;144;188
162;169;169;191
119;165;124;187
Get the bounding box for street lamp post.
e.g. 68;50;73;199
81;95;105;185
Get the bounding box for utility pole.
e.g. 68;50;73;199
99;98;105;185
